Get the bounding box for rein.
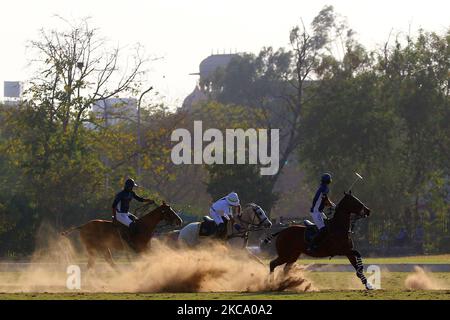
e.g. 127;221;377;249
237;209;268;229
135;203;171;229
227;231;249;240
328;200;366;235
134;202;155;216
227;209;268;241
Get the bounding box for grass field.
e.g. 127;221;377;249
1;290;450;300
1;255;450;300
2;254;450;265
1;271;450;299
291;254;450;264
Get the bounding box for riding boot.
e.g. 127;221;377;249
307;227;327;253
129;221;138;235
124;222;138;251
215;222;226;239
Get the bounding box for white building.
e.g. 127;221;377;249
88;97;138;128
2;81;23;106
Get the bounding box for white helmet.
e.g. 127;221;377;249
225;192;240;206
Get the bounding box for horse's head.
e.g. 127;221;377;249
239;203;272;229
339;191;371;218
157;202;183;226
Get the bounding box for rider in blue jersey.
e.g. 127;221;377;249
307;173;335;253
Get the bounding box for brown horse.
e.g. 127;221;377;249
62;202;182;269
267;191;374;290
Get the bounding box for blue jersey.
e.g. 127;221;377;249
310;184;329;212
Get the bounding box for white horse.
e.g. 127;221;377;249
177;203;272;248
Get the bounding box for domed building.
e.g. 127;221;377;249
198;53;237;79
182;53;238;110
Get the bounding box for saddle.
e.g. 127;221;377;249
199;216;217;237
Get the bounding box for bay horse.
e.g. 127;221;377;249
267;191;374;290
61;202;182;269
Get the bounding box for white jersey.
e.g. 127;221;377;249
209;198;233;225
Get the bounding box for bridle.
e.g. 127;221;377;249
228;206;269;239
332;199;368;234
235;205;268;231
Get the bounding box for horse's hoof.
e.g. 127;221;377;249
365;282;375;290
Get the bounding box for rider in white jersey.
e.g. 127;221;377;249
210;192;240;235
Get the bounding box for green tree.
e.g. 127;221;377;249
201;6;357;212
299;29;450;253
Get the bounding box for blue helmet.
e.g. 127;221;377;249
321;173;332;184
124;178;138;191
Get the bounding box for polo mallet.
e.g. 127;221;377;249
348;172;364;192
347;172;365;233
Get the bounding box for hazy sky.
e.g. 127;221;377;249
1;0;449;107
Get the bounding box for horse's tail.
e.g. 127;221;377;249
261;231;282;245
60;225;82;237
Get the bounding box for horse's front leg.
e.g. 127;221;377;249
347;250;374;290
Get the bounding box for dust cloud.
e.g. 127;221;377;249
404;266;449;290
105;241;314;293
0;228;314;293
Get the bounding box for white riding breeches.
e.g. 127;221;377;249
310;210;326;229
209;209;230;225
116;212;133;227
